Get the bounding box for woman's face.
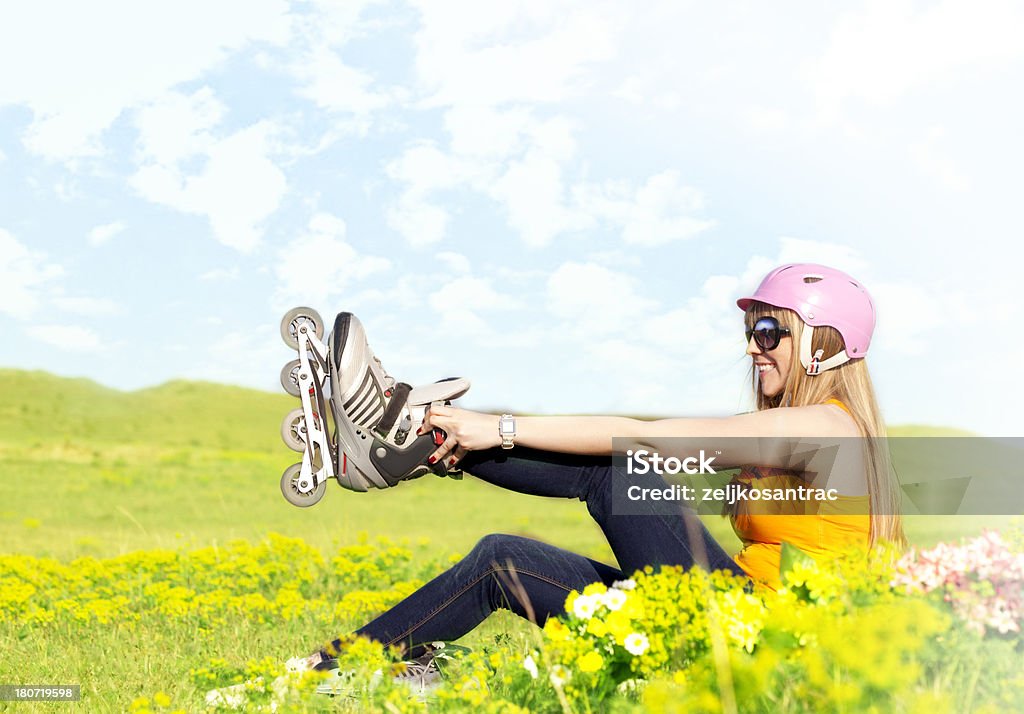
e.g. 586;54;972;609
747;317;793;397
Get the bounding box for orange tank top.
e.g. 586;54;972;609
730;399;871;590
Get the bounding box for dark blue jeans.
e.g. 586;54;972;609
325;447;744;660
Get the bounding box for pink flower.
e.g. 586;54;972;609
890;530;1023;638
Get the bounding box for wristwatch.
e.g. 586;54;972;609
499;414;516;449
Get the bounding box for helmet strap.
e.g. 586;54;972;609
800;325;850;375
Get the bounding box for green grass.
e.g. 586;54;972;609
0;369;1015;712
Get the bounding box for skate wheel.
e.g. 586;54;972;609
280;463;326;507
280;359;303;397
281;408;307;452
280;307;324;350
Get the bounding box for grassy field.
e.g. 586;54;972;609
0;369;1014;711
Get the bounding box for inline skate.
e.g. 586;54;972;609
278;308;469;507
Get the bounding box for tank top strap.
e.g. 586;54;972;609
824;397;851;415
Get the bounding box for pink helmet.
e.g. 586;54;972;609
737;263;875;374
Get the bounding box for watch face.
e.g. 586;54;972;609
500;419;515;434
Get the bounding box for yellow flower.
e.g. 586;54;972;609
577;650;604;673
585;617;608;637
605;610;634;645
544;617;571;642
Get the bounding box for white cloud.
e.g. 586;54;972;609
532;260;752;416
52;297;123;316
386;193;451;247
131;119;287;253
910;126;970;192
869;282;943;355
808;0;1024;120
546;262;659;336
183;325;282;389
410;1;622;107
387;112;715;248
437;251;471;274
0;228;64;318
444;105;538;159
490;151;593;247
743;105;790;134
612;75;646;104
27;324;104;352
272;212;391;310
87;221;124;246
384;142;468;245
578;171;716;246
134;87;224;166
199;267;241;282
290;44;391;117
428;276;522;336
386;112;593;246
0;0;290;160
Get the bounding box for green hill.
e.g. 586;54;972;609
0;368;295;451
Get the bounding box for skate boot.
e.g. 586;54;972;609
311;642;469;700
278;308;470;507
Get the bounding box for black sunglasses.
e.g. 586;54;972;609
745;316;791;351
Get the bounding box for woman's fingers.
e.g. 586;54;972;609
416;406;453;435
447;445;468;469
428;433;459;465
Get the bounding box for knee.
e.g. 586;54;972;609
469;533;529;571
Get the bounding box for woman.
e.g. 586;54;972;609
301;263;905;689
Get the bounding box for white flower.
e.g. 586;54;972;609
572;594;598;619
284;655;311;673
617;678;646;694
522;654;538;679
431;641;446;649
549;664;572;687
624;632;649;656
602;588;628;611
612;578;636;590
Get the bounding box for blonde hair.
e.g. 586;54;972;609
744;301;906;549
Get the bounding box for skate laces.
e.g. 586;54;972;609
395;654;440;685
372;354;396;389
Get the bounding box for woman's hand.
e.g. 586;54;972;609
418;405;501;468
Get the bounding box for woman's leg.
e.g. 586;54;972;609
320;449;742;661
459;447;744;578
324;533;624;660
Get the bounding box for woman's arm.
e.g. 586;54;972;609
421;403;858;466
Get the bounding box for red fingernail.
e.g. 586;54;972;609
428;456;436;464
448;457;456;466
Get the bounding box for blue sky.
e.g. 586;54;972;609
1;0;1021;435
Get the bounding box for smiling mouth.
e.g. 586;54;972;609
755;363;776;375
